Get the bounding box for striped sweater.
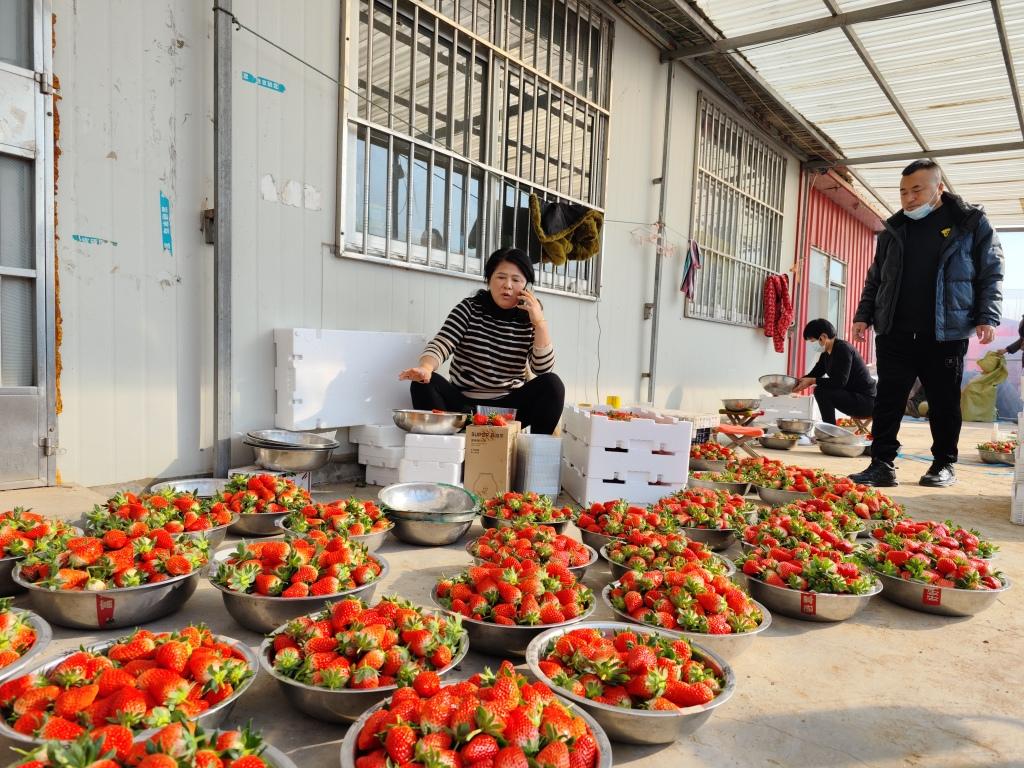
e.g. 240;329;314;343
423;292;555;397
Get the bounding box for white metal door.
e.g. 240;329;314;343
0;0;56;489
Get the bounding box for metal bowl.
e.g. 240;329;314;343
688;476;750;496
578;528;624;554
601;547;737;582
978;449;1013;465
872;570;1011;617
814;423;861;445
526;621;735;745
722;398;760;412
339;683;613;768
228;509;292;537
0;556;27;597
467;540;598;580
275;518;393;554
755;486;812;506
244;441;334;472
176;516;239;549
819;440;872;458
8;735;296;768
689;458;728;472
479;513;571;535
759;374;798;397
0;610;52;685
741;576;881;622
758;435;798;451
672;526;737;552
150;477;229;498
258;618;469;723
777;418;814;434
246;429;340;450
12;566;202;630
429;588;595;658
390;517;475;546
379;483;479;516
392;409;470;435
600;587;771;663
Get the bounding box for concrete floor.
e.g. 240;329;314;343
1;419;1021;767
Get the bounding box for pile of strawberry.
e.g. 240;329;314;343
869;519;998;558
210;474;310;517
748;463;831;493
603;531;729;575
0;598;37;670
0;625;252;742
774;498;863;537
689;442;734;462
13;721;275;767
468;525;593;570
593;410;635;421
87;490;234;539
741;509;856;555
608;566;763;634
472;412;515;426
811;479;904;523
688;469;746;484
352;660;601;768
737;544;877;594
978;439;1016;454
481;492;574;525
652;489;752;531
270;596;464;690
858;538;1005;590
435;562;594;626
573;499;660;539
536;626;725;710
18;531;208;590
282;498;391;538
728;456;785;484
212;538;381;598
0;508;77;560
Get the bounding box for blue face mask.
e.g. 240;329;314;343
904;201;936;220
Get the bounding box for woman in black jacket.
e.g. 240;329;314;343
795;319;876;425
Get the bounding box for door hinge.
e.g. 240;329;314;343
34;72;53;95
41;437;58;456
643;302;654;320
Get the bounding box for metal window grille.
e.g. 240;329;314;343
346;0;611;298
686;93;787;326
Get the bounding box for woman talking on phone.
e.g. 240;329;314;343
398;247;565;434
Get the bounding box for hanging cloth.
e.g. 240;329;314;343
680;239;702;299
762;274;793;354
529;194;604;266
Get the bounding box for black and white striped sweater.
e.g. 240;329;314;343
423;292;555;398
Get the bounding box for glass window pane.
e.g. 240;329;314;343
411;147;430;249
467;168;483;260
537;0;551;75
475;0;492;38
829;286;842;329
348;127;366;237
470;54;487;162
1;277;36;387
392;139;411;244
533;83;548;185
414;21;432;141
458;0;474;29
370;5;391;125
831;259;846;286
507;0;523;58
521;78;535;181
452;44;469;155
504;68;521;175
367;134;389;238
428;156;449;254
0;156;34;270
357;0;371;119
522;0;537;66
434;35;452;147
809;250;828;288
0;0;32;70
393;11;414;133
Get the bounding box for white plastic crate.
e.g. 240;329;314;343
350;424;406;448
560;458;683;507
365;465;400;487
358;444;405;469
229;465;312;493
562;432;689;484
399;458;462;485
404;445;466;464
755;396;819;425
562;406;693;453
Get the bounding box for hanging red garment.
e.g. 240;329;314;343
762;274;793;354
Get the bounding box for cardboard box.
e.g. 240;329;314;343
464;422;521;498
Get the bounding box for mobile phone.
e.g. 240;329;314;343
517;284;533;307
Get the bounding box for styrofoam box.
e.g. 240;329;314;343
562;432;689;484
399;458;462;485
229;465;312;492
562;406;693;453
404;446;466;464
755;396;819;425
404;434;466;449
358;444;405;469
365;465;400;487
560;458;683;507
350;424;407;448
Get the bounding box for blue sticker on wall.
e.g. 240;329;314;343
160;192;173;255
242;71;285;93
72;234;118;246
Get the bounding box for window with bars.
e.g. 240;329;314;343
345;0;611;298
686;94;787;326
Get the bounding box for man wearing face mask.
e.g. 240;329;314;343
793;319;875;425
848;159;1004;488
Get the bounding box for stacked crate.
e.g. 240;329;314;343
399;434;465;485
350;425;406;487
560;406;692;506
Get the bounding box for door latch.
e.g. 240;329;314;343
41;437;58;456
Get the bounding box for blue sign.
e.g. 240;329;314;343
242;71;286;93
160;192;173;255
72;234;117;246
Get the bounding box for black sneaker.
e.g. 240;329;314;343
920;463;955;488
848;460;898;487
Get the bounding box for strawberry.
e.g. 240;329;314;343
493;746;530;768
535;741;570;768
155;640;191;673
93;724;134;760
413;670;441;697
39;715;85;740
54;683;99;718
462;733;500;762
384;723;417;763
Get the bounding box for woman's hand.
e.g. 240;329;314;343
517;289;546;327
398;366;432;384
793;377;815;392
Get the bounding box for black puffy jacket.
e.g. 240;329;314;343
854;192;1004;341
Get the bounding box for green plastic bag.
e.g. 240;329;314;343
961;352;1008;422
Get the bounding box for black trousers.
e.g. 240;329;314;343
813;386;874;425
870;333;968;465
410;372;566;435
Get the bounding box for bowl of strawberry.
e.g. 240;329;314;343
210;537;386;633
651;489;755;551
0;624;256;753
751;465;828;505
279;498;393;553
734;544;881;622
689;442;735;472
466;524;598;579
0;509;79;597
602;568;770;661
479;492;574;534
339;660;612;768
12;531;208;630
87;489;239;549
0;599;51;686
431;562;595;657
259;596;469;723
977;440;1016;465
573;500;660;553
600;532;735;581
740;509;857;556
869;518;999;558
811;480;904;536
687;470;750;496
214;474;311;537
525;622;735;745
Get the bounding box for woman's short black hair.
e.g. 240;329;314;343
803;318;837;340
483;247;534;285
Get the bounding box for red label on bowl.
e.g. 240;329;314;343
800;592;817;615
922;587;942;606
96;595;116;625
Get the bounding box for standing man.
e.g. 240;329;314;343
849;160;1003;488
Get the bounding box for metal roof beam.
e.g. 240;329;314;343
664;0;963;60
992;0;1024;141
804;140;1024;169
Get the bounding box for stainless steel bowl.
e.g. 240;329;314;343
13;566;202;630
246;429;340;449
275;518;393;554
814;423;862;445
389;517;475;546
150;477;229;498
872;570;1011;616
0;556;26;597
525;621;735;744
392;409;470;435
819;440;872;458
258;618;469;723
578;528;624;554
339;683;613;768
479;514;571;535
600;546;736;581
245;441;334;472
755;486;813;506
757;435;798;451
210;554;388;633
688;476;750;496
176;516;239;549
978;449;1014;465
673;526;737;552
429;588;595;657
600;588;771;663
228;510;292;537
467;540;598;580
379;482;479;515
689;458;728;472
0;610;52;685
759;374;798;397
777;418;814;434
722;398;761;412
742;576;881;622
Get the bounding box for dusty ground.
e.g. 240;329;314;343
0;419;1020;767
